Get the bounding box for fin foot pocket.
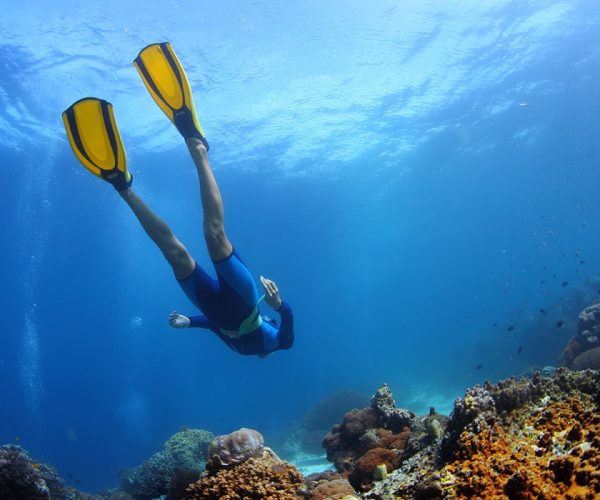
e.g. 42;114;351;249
133;42;209;149
174;110;210;149
104;171;133;191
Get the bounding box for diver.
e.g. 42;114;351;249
62;42;294;357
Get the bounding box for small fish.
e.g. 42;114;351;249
561;281;568;287
15;436;20;442
75;479;81;484
32;463;40;470
580;260;585;264
539;280;546;285
518;346;523;355
475;364;483;370
539;308;548;315
507;325;515;331
556;320;565;328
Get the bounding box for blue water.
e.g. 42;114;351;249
2;0;600;492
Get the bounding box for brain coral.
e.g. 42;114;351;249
206;428;265;472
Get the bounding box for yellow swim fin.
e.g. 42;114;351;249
62;98;132;191
133;42;209;149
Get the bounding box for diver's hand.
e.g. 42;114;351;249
169;311;191;328
260;276;282;310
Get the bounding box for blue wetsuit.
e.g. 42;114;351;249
178;249;294;356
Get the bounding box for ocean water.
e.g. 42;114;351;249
1;0;600;492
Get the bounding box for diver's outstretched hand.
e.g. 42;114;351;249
169;311;191;328
260;276;282;310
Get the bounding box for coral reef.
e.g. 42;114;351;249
370;384;413;433
350;447;401;490
166;469;201;500
119;427;213;499
572;346;600;370
577;302;600;346
561;302;600;370
323;384;419;492
0;445;50;499
205;427;264;472
309;478;357;499
300;470;358;499
366;367;600;499
560;335;584;367
186;429;303;499
445;393;600;498
0;444;89;500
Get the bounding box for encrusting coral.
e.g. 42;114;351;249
365;367;600;499
185;429;304;499
445;394;600;498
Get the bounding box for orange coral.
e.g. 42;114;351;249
444;395;600;499
310;478;356;499
349;447;401;491
376;427;410;450
185;449;303;499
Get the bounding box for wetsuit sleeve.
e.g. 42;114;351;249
188;314;215;329
276;301;294;350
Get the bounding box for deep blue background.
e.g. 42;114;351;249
1;0;599;492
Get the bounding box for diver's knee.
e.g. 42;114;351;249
164;245;192;268
203;224;227;247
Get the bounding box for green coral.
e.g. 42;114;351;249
164;428;214;468
120;428;215;499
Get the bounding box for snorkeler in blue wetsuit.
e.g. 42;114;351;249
62;43;294;357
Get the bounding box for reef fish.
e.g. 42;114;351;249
556;320;565;328
507;325;515;332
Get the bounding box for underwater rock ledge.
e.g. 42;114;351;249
365;367;600;499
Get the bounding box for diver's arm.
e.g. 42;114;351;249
169;311;211;330
276;301;294;350
188;315;215;329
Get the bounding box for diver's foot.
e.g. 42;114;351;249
104;170;133;191
186;136;208;154
174;109;209;150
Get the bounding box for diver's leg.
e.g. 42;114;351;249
186;138;233;262
119;188;195;280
